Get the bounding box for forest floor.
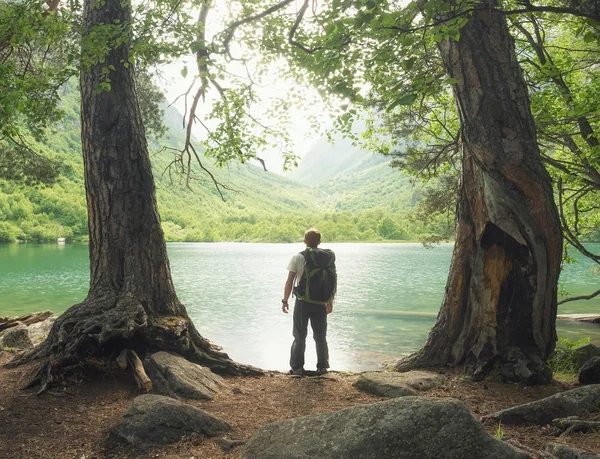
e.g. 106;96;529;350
0;351;599;459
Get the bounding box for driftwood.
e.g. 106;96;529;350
556;313;600;324
116;349;152;392
0;311;53;332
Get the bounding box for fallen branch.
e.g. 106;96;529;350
122;349;152;392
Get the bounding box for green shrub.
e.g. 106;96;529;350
548;337;591;376
0;221;19;242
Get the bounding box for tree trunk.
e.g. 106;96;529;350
397;3;562;383
9;0;259;386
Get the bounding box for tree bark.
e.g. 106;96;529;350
9;0;260;386
397;3;562;383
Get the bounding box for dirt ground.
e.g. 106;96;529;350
0;351;598;459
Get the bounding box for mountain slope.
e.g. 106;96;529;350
287;134;388;185
0;84;449;243
0;83;320;243
288;128;418;213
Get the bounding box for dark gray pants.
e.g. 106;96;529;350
290;299;329;370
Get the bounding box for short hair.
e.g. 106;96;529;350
304;228;321;248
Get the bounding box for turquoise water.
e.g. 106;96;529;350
0;242;598;371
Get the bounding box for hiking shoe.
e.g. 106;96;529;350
288;368;303;378
315;368;328;376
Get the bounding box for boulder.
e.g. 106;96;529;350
353;370;444;397
0;323;33;349
545;443;600;459
144;351;226;400
242;397;529;459
579;356;600;385
27;316;56;344
486;385;600;425
111;394;230;450
574;344;600;369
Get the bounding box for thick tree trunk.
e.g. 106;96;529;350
397;3;562;383
9;0;259;386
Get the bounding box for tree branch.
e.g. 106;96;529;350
558;289;600;305
497;6;600;22
220;0;295;55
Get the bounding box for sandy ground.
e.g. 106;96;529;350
0;351;598;458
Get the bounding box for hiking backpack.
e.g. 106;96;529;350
295;247;337;305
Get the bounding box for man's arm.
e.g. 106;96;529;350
282;271;296;313
326;287;336;314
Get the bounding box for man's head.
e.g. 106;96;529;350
304;228;321;248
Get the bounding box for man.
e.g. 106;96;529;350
281;228;336;377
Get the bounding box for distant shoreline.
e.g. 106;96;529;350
1;239;457;245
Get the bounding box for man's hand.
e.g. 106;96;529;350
282;271;296;314
326;302;333;314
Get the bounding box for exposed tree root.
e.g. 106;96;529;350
7;294;263;393
395;346;552;385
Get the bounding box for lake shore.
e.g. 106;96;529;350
1;349;599;458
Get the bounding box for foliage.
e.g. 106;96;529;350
547;337;591;376
510;11;600;263
0;0;78;184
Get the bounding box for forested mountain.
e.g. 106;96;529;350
0;84;446;243
290;130;418;214
288;131;387;185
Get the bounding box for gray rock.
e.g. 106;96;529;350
111;394;230;450
27;316;56;344
574;344;600;369
242;397;529;459
144;351;226;400
579;356;600;385
0;323;33;349
545;443;600;459
353;371;444;397
487;385;600;425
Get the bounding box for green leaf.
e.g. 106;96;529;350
401;36;415;47
397;93;417;105
181;66;188;78
387;93;416;111
404;57;416;71
448;28;460;42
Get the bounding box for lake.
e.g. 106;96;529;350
1;242;599;372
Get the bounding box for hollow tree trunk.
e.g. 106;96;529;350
9;0;259;385
397;3;562;383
